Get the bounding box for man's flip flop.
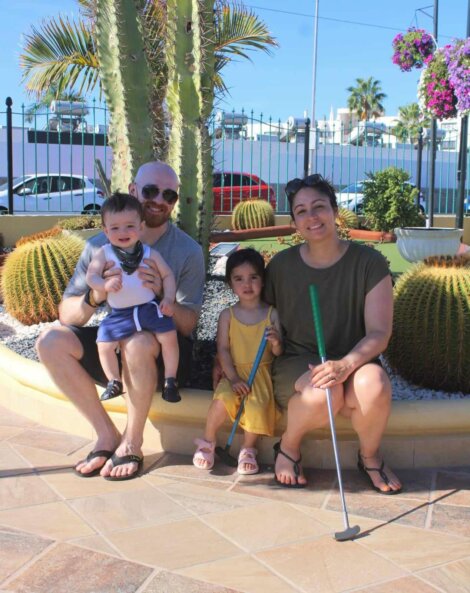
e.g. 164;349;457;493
104;453;144;481
273;441;306;489
357;452;402;495
74;450;113;478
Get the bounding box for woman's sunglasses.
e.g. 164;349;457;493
285;174;325;199
141;184;178;203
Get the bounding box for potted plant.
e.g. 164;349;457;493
361;167;425;235
444;38;470;116
392;28;435;72
57;214;102;241
418;48;458;120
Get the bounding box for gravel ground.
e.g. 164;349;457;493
0;257;468;399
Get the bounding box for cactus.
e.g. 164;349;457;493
15;227;62;247
336;207;359;229
232;200;275;230
95;0;155;192
385;255;470;393
165;0;215;253
1;233;84;325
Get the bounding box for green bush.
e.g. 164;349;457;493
362;167;425;232
58;215;102;231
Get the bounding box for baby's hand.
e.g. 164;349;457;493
160;297;174;317
230;377;250;396
104;275;122;293
265;325;281;348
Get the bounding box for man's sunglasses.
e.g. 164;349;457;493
141;184;178;203
285;174;325;199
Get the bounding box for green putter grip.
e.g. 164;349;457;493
309;284;326;359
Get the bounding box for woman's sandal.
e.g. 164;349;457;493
357;452;402;495
193;438;215;470
273;441;306;489
237;447;259;475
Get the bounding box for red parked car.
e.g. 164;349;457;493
212;172;276;214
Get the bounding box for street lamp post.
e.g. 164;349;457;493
428;0;438;227
456;0;470;229
309;0;319;175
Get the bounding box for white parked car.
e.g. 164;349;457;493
0;174;105;215
337;180;426;215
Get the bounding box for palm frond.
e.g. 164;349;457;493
20;15;99;98
215;1;278;62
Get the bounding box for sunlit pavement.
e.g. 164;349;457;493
1;405;470;593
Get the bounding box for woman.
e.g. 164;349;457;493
264;174;402;494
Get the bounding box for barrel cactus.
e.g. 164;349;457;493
385;255;470;392
1;233;84;325
232;199;275;230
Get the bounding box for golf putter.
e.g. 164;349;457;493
309;285;360;542
215;331;268;467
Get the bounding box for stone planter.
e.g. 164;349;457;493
395;227;464;262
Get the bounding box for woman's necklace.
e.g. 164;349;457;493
111;241;144;274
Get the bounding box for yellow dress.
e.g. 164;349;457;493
214;306;278;436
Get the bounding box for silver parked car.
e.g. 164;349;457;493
337;180;426;215
0;174;105;214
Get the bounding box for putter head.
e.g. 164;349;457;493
334;524;360;542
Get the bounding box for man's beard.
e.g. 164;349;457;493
142;202;170;228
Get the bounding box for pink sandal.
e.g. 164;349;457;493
193;438;215;470
237;447;259;475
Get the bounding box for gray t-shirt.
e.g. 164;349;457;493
264;242;390;360
64;223;205;313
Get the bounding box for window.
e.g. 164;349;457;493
213;173;222;187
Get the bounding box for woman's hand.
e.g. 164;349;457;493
230;376;251;396
308;359;352;389
138;258;163;296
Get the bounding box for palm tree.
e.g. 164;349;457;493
19;0;278;100
393;102;430;143
346;77;386;121
24;85;86;123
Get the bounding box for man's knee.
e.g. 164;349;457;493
36;326;81;363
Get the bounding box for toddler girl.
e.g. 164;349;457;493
193;248;282;474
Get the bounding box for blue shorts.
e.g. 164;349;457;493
97;300;176;343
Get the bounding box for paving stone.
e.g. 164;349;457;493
0;527;52;583
5;543;153;593
143;570;241;593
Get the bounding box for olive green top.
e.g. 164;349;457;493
264;242;390;360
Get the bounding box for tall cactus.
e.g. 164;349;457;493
385;255;470;392
165;0;215;253
95;0;155;192
1;233;85;325
232;200;275;230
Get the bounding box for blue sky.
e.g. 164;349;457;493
1;0;468;123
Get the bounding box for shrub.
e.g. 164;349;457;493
362;168;425;232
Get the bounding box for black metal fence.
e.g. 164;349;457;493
1;98;469;216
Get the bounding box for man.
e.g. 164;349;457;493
36;161;205;480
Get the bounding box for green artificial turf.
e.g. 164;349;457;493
237;237;412;278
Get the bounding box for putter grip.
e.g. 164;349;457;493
247;333;267;387
309;285;326;359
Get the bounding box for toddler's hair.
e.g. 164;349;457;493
101;192;144;224
225;248;265;283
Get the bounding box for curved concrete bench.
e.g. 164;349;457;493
1;343;469;469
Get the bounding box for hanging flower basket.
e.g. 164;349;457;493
392;28;435;72
444;39;470;116
418;48;458;119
